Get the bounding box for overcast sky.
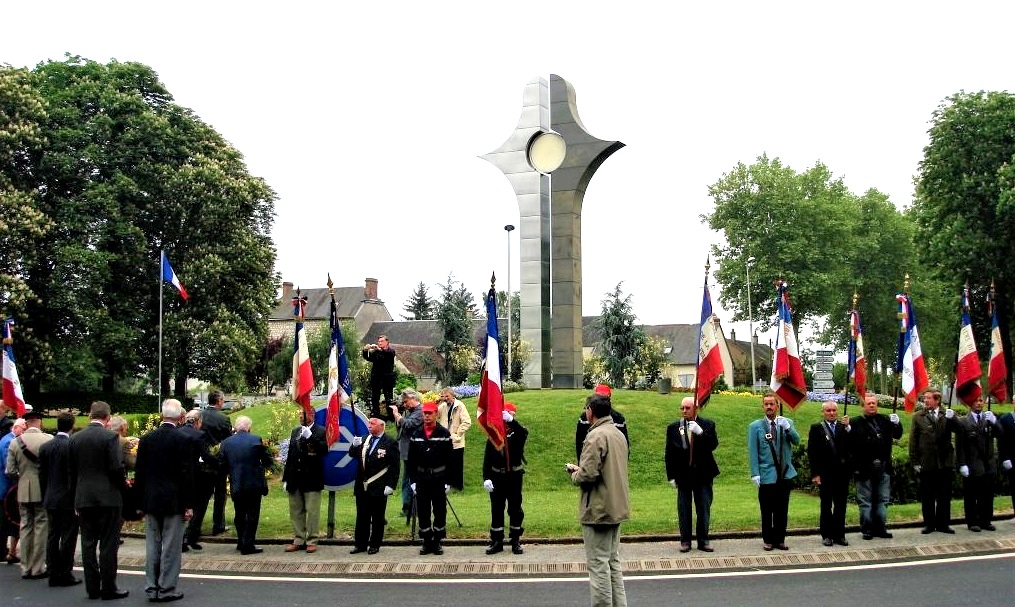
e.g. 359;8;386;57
7;1;1015;349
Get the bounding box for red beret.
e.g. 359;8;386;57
504;402;517;413
421;401;438;413
594;384;612;397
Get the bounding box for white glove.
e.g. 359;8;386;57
502;411;514;423
410;482;417;493
351;436;363;447
984;411;997;424
944;408;955;419
282;482;287;492
751;475;762;488
483;479;494;492
913;465;922;474
300;426;312;439
889;413;900;424
775;416;791;430
668;479;676;488
686;420;703;435
1003;460;1013;471
445;484;451;494
383;486;394;496
959;465;970;477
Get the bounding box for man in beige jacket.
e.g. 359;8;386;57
567;393;629;607
436;388;471;491
6;408;54;579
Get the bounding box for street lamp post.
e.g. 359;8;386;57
747;256;757;392
505;224;515;379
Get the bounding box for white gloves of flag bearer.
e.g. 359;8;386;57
889;413;900;424
984;411;996;424
351;436;362;447
300;426;312;440
959;465;970;478
383;486;394;496
775;416;792;430
483;479;495;492
502;410;514;423
1003;460;1013;471
751;475;762;488
686;420;703;435
410;483;417;493
944;408;955;419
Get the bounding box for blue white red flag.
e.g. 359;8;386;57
292;294;315;419
988;286;1008;403
2;319;26;417
895;293;929;412
476;285;506;451
161;251;189;301
848;308;867;399
326;294;354;445
955;284;982;405
695;279;724;407
769;281;806;409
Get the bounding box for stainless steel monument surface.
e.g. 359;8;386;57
482;75;623;388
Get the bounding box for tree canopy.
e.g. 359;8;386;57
596;282;644;388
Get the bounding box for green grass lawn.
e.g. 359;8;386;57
87;390;1015;540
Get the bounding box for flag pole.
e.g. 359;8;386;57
845;291;858;417
892;274;910;415
158;249;164;411
693;257;709;407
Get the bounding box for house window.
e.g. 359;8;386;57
664;346;672;354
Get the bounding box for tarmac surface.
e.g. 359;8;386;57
111;516;1015;578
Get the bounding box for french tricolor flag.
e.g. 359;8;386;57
848;308;867;399
770;281;806;409
2;319;27;418
988;286;1008;403
895;293;929;412
161;252;189;301
695;280;724;407
476;283;506;452
292;294;315;420
955;284;982;405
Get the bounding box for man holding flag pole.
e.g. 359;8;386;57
894;275;928;413
989;281;1015;516
2;319;27;418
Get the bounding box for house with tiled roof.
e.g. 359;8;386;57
268;278;393;341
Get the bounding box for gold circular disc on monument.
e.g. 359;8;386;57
527;132;566;174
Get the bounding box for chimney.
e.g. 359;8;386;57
730;328;736;341
753;332;759;344
364;277;378;300
282;281;293;303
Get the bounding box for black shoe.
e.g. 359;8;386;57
101;589;130;600
181;543;189;553
876;531;893;539
697;544;713;553
984;524;996;531
212;526;230;535
834;538;849;546
367;547;380;555
511;542;525;555
938;527;956;534
240;547;263;555
5;555;20;565
679;543;692;553
921;527;935;534
968;525;981;532
188;542;203;550
775;543;790;550
49;576;83;587
350;547;368;554
432;543;444;556
862;533;873;540
822;538;834;546
154;591;184;603
485;542;503;555
23;570;50;580
419;545;431;555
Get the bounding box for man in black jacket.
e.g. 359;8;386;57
482;402;528;555
807;401;851;546
134;399;194;603
362;335;397;419
408;401;452;555
349;417;399;555
282;408;327;553
575;384;629;460
38;412;80;586
201;391;233;536
665;397;719;552
178;409;219;551
850;394;902;540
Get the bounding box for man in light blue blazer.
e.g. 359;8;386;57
748;392;800;551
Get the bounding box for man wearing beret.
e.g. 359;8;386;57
575;384;630;460
407;400;452;555
6;407;53;579
482;402;528;555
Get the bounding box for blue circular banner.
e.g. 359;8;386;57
313;404;369;491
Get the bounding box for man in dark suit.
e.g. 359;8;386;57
850;394;903;540
69;401;128;600
362;335;397;420
178;409;218;552
38;412;81;587
282;408;327;554
807;400;851;546
348;417;399;555
998;409;1015;515
955;397;1000;532
482;402;528;555
575;384;629;460
407;401;453;555
134;399;194;603
201;391;233;535
219;415;272;555
908;389;957;534
666;396;720;553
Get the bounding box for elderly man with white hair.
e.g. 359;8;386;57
134;399;193;603
219;415;272;555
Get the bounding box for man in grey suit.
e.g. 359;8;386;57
909;389;957;534
6;407;53;579
38;412;81;587
69;401;129;600
955;397;1000;532
134;399;194;602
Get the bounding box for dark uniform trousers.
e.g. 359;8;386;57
354;492;388;550
416;478;447;545
79;506;121;596
489;471;524;542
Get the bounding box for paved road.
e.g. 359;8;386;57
3;552;1013;606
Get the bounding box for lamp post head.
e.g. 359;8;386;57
747;256;756;265
505;224;515;232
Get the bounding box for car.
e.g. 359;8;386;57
221;399;241;411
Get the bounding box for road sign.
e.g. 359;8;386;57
816;350;834;357
813;380;835;390
815;362;834;371
813;371;833;380
815;355;835;364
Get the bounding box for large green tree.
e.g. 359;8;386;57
596;282;644;388
13;56;277;396
401;281;434;320
432;275;478;386
913;90;1015;391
